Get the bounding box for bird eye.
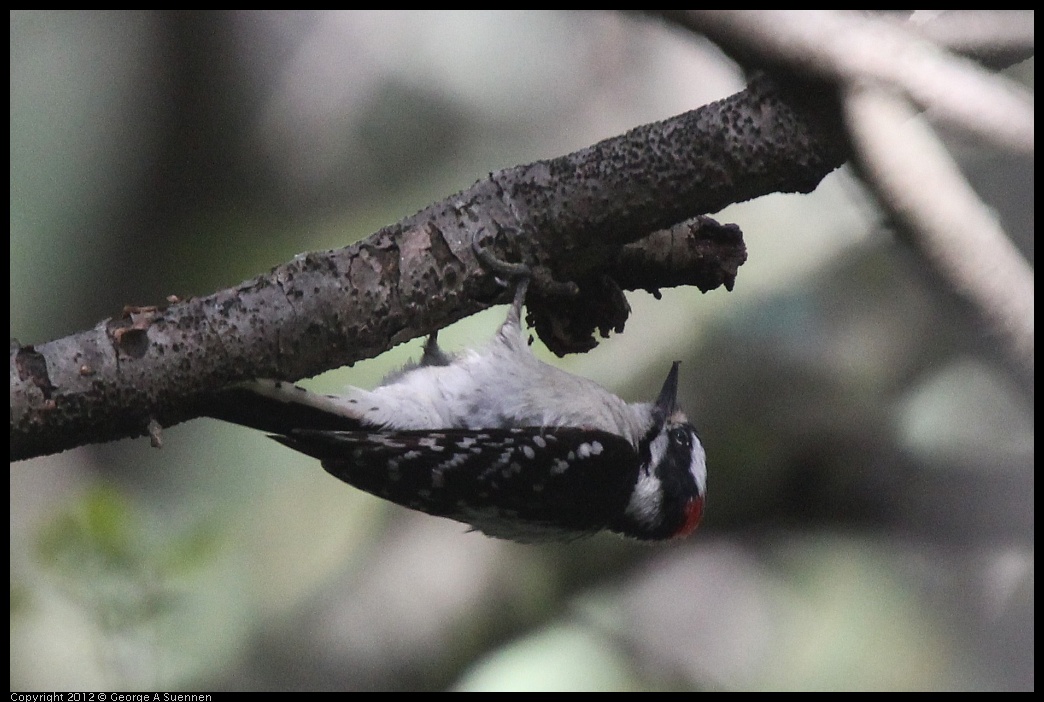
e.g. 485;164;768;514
671;428;691;447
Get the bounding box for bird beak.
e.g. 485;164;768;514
655;361;680;417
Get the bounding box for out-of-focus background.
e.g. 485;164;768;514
10;11;1033;691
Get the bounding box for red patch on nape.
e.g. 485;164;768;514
673;496;704;538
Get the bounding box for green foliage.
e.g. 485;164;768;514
34;483;220;636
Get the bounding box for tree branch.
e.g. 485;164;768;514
660;10;1034;152
656;9;1034;374
843;85;1034;365
14;72;853;460
11;10;1034;461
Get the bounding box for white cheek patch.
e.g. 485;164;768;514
690;438;707;495
624;431;669;527
625;469;662;528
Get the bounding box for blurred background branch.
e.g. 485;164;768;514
661;9;1034;376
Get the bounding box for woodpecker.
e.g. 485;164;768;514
206;281;706;542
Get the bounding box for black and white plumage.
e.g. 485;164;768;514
206;283;706;542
